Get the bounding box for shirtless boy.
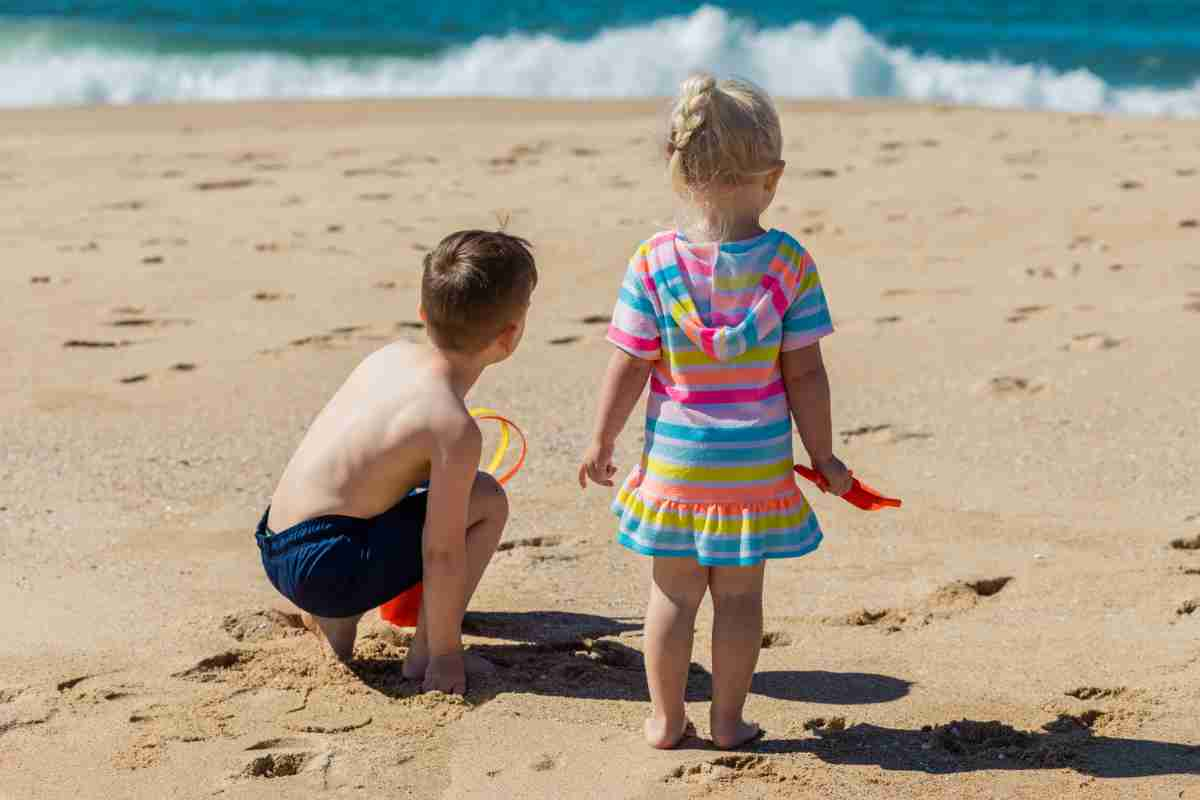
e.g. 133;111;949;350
255;230;536;695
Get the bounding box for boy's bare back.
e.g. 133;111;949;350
267;341;475;532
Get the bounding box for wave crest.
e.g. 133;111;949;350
1;7;1197;115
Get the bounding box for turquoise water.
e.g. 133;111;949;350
1;1;1198;113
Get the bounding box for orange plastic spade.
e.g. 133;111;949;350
793;464;902;511
379;410;527;628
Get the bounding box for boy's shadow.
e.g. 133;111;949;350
755;719;1200;779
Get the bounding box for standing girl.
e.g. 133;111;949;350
579;74;853;750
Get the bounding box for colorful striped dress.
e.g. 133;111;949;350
607;229;834;566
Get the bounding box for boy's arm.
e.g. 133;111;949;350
421;417;483;693
780;343;853;496
578;349;653;488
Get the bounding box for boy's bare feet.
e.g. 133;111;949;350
711;718;763;750
644;715;695;750
300;611;362;662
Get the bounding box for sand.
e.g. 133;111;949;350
1;98;1198;799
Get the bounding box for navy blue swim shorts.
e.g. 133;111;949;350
255;491;427;619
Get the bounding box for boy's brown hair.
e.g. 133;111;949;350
421;230;538;353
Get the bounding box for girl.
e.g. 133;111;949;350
578;74;853;750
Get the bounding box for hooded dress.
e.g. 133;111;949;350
606;229;834;566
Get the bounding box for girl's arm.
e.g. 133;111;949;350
578;349;654;488
780;342;853;495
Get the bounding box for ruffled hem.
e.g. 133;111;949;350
612;474;824;566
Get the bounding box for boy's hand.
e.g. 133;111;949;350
814;455;853;497
578;440;617;488
423;652;467;695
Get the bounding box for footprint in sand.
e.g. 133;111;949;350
804;717;848;734
1007;304;1051;323
108;317;192;329
29;275;51;284
140;255;164;264
831;577;1013;633
487;142;550;170
395;321;424;331
1169;534;1200;551
1175;599;1198;617
253;291;292;302
1118;179;1144;190
103;200;146;211
1065;686;1125;701
1181;219;1199;229
170;363;196;372
579;314;610;325
839;424;931;445
358;193;393;202
172;649;258;683
1024;264;1082;280
548;336;581;345
194;178;255;191
237;751;318;780
119;374;149;384
875;315;902;324
1064;332;1122;352
63;339;131;349
760;631;793;648
987;376;1047;395
666;755;772;785
529;754;558;772
497;536;562;553
373;280;396;289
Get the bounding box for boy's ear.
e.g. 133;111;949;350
418;304;427;322
496;321;519;354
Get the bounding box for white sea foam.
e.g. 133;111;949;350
1;6;1197;115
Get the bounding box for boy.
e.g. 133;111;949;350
255;230;536;695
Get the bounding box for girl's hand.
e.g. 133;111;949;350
578;440;617;488
814;455;853;497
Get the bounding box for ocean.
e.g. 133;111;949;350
1;1;1198;115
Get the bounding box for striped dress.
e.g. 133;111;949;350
607;229;834;566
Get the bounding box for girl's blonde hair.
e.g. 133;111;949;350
667;73;783;193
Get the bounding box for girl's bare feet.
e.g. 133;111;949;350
711;718;763;750
644;716;695;750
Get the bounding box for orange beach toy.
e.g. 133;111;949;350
379;409;527;627
793;464;902;511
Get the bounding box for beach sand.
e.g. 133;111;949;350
1;98;1198;798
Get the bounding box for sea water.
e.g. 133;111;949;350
1;1;1198;114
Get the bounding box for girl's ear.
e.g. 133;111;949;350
764;162;786;193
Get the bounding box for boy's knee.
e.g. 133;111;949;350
471;472;508;521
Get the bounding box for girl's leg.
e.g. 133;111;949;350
643;555;708;749
402;472;508;678
708;562;766;749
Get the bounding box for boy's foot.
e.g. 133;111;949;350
300;611;361;662
711;719;763;750
644;716;695;750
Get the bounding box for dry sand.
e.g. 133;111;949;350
1;98;1198;799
